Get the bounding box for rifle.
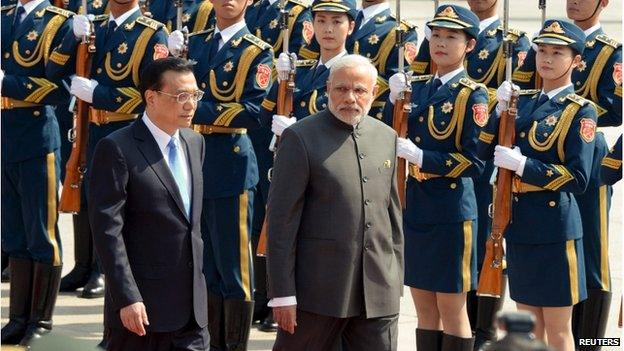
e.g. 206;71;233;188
59;0;95;213
535;0;546;90
175;0;189;58
477;0;518;298
257;0;297;257
391;0;410;209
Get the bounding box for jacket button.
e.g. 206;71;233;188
96;68;102;74
548;201;556;207
449;183;457;189
188;261;193;268
519;132;526;138
362;176;369;183
364;199;371;206
365;222;372;229
233;145;241;153
33;110;40;117
359;153;365;159
415;136;421;142
3;52;9;59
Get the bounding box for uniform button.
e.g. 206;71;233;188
362;176;369;182
415;136;421;143
188;261;193;268
376;112;382;119
33;110;41;117
513;196;518;202
365;222;372;229
477;68;482;73
25;50;31;55
96;68;102;74
233;145;241;153
364;243;371;250
322;103;326;108
359;153;365;159
3;52;9;59
116;63;122;68
223;81;228;86
519;132;526;138
300;101;306;107
449;183;457;189
418;116;424;122
548;201;556;207
364;199;371;205
201;82;207;89
576;81;581;86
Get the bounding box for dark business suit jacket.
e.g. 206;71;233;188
266;109;404;319
88;119;208;332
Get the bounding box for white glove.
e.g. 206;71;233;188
72;14;91;38
494;145;527;176
389;73;408;104
397;137;423;167
495;81;519;114
167;29;186;56
0;69;4;93
271;114;296;136
70;76;98;103
425;25;432;40
276;52;292;82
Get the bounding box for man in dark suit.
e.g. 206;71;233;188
266;54;404;350
88;57;209;351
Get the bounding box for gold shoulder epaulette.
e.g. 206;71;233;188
92;14;109;22
459;77;480;90
411;74;433;83
566;93;589;106
1;4;17;11
519;89;540;96
46;5;73;17
189;28;213;37
498;26;526;37
243;34;271;50
596;34;621;49
400;19;417;30
288;0;311;8
136;16;165;31
296;59;317;67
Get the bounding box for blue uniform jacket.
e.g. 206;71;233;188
148;0;215;33
1;2;73;162
67;0;108;15
187;27;274;198
601;135;622;185
385;73;489;225
513;29;622;127
477;87;598;244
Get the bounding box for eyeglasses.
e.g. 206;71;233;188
156;90;205;104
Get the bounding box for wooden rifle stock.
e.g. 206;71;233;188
477;94;517;298
392;91;410;209
257;69;295;257
59;31;95;213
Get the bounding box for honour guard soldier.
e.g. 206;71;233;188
387;5;488;350
54;0;109;300
345;0;418;121
168;0;274;347
149;0;215;34
480;20;596;351
601;135;622;185
0;0;73;345
46;0;169;298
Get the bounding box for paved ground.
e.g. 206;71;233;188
2;1;622;349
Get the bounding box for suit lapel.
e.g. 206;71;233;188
133;120;190;222
180;130;201;226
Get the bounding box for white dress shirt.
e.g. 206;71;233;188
16;0;46;20
583;23;601;37
542;83;573;100
435;66;465;86
359;3;390;29
142;114;191;202
478;15;499;34
215;20;247;51
108;6;141;27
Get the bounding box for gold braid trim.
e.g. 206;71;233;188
375;76;389;100
543;165;574;190
469;45;503;87
427;87;470;143
376;29;397;75
446;153;472;178
602;156;622;169
512;69;533;83
615;86;622;97
12;14;65;67
193;1;214;33
209;45;262;101
299;47;319;60
261;98;276;111
479;131;495;144
115;88;142;113
105;26;155;86
528;102;579;162
576;44;614;116
24;77;58;103
411;61;428;75
49;51;70;65
213;103;245;126
308;90;320;115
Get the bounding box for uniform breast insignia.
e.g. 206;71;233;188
224;61;234;72
545;115;558;126
368;35;379;45
93;0;103;9
182;12;191;23
478;49;489;60
577;60;587;72
118;42;128;54
153;43;169;60
256;64;271;89
472;103;488;127
269;19;278;29
26;31;39;41
302;21;314;45
579;118;596;143
441;101;453;114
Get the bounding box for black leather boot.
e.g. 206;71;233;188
223;299;254;351
442;334;475;351
258;311;277;333
466;290;478;332
1;258;33;344
19;262;62;346
79;267;105;299
575;289;612;351
60;213;92;292
416;328;444;351
208;292;225;351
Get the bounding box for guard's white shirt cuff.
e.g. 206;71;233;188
515;156;527;177
268;296;297;307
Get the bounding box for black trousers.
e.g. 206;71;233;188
273;309;398;351
106;319;209;351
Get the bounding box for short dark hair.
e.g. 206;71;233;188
138;57;196;103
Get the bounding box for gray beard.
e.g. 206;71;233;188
328;103;366;126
